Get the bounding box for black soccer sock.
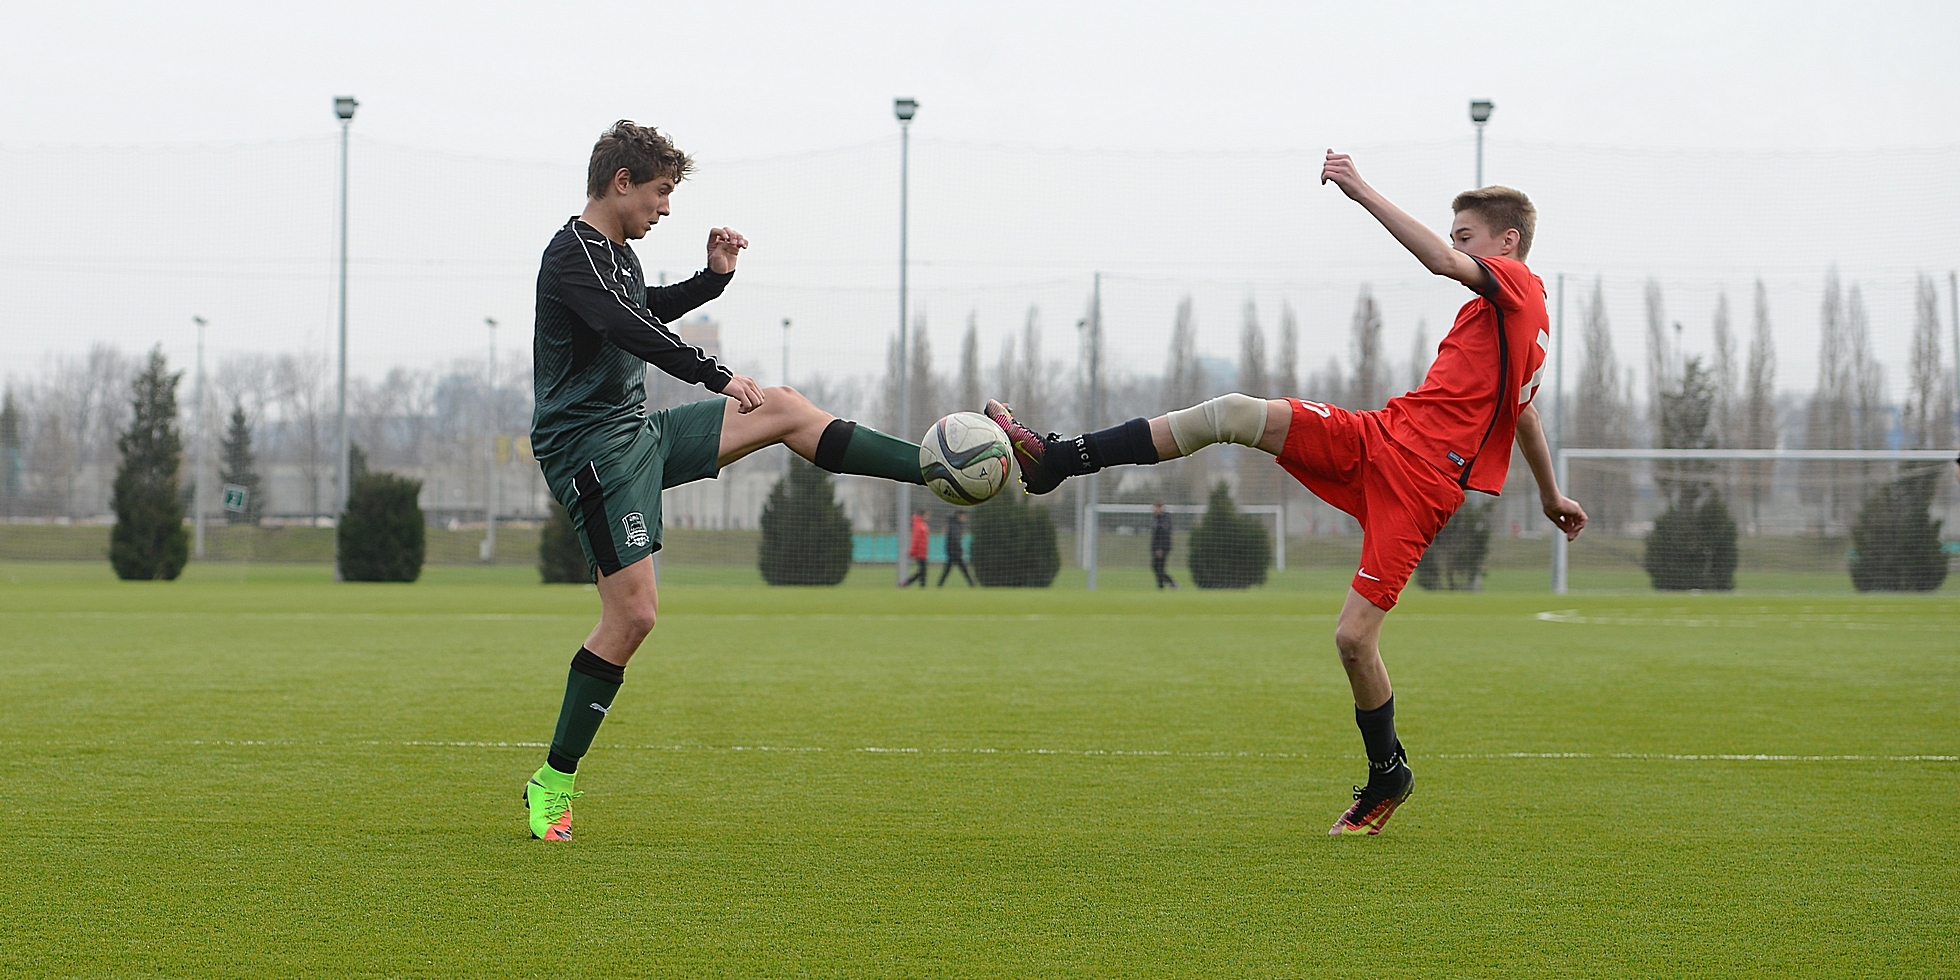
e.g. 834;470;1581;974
1058;418;1158;477
814;419;926;485
546;647;625;774
1355;696;1402;778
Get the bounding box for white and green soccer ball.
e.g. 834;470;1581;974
920;412;1012;506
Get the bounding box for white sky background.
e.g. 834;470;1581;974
3;0;1959;413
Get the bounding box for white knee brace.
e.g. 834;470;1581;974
1165;393;1269;456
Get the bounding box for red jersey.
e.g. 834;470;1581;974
908;514;931;560
1378;255;1549;495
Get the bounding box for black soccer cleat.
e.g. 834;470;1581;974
1329;747;1414;836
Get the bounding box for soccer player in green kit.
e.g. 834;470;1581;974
524;121;927;840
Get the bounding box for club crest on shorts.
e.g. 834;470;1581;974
621;512;650;549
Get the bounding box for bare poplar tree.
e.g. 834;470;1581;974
1573;279;1633;531
996;332;1017;411
1348;285;1384;409
1710;292;1736;444
1165;297;1201;413
1276;302;1300;398
1238;299;1269;397
1740;279;1778;530
959;311;982;416
274;351;331;518
1016;305;1048;429
1644;279;1672;442
1408;319;1432;394
1905;273;1954;452
908;310;935;439
1847;285;1887;453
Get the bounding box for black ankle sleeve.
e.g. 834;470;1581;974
1084;417;1159;470
570;647;625;685
814;419;857;473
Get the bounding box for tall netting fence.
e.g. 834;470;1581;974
2;135;1956;587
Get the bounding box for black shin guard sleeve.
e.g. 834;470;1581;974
570;646;625;685
1084;417;1160;470
814;419;856;473
550;648;625;772
1355;696;1398;770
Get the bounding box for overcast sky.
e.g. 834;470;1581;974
5;0;1959;406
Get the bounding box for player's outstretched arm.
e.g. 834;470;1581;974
1320;151;1491;294
1515;403;1586;540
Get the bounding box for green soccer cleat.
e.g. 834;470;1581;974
523;764;582;841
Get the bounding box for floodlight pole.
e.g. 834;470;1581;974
781;317;792;389
894;97;917;586
193;315;208;561
1083;272;1102;590
481;316;498;563
1469;100;1494;188
1950;271;1957;434
332;95;357;581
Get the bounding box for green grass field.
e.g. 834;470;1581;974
2;561;1955;977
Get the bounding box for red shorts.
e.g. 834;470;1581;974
1275;399;1466;610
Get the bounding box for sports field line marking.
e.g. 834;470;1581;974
118;739;1954;763
1534;609;1957;631
1438;752;1959;762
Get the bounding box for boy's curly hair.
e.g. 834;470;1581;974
1451;186;1536;259
586;121;694;199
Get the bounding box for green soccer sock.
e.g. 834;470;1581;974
547;647;624;773
814;419;925;485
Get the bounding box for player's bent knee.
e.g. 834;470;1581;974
1166;392;1268;456
1332;623;1374;664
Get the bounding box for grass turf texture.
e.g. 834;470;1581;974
2;562;1954;977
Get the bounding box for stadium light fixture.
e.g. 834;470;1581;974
1469;99;1494;188
893;97;919;586
332;95;357;580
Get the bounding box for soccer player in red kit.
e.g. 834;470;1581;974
986;150;1588;836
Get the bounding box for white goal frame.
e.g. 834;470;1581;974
1550;447;1957;594
1082;502;1286;590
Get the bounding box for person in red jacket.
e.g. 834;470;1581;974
902;508;930;588
987;150;1588;837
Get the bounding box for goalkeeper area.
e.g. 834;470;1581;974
3;560;1954;977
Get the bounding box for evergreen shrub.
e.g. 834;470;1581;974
1849;471;1948;592
539;500;590;583
110;348;189;581
971;490;1060;587
1187;481;1269;589
1644;490;1738;591
339;467;426;582
1416;498;1493;591
758;457;854;585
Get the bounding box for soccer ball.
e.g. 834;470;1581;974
920;412;1012;505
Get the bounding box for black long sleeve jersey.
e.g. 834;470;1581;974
530;217;735;461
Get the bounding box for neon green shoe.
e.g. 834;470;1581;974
523;764;582;841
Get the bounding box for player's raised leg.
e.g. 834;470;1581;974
983;393;1291;494
717;384;925;484
1327;588;1414;836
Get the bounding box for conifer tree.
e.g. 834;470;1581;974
757;457;854;585
0;390;22;516
971;490;1060;587
110;347;189;580
538;500;589;583
1187;481;1270;589
218;401;263;525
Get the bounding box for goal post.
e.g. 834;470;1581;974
1551;447;1958;594
1082;502;1285;590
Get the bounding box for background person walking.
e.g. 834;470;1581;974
902;508;930;587
1150;502;1177;589
938;510;973;587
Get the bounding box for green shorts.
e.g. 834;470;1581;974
542;398;726;577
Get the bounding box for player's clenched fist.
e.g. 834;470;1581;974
1320;150;1371;200
706;227;748;273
